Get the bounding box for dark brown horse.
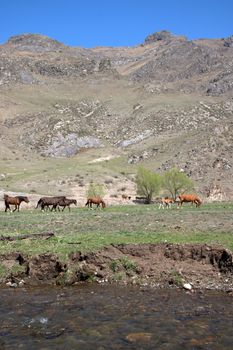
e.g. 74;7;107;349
85;197;106;209
36;196;66;211
52;198;77;212
4;194;29;212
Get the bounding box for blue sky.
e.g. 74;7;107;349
1;0;232;47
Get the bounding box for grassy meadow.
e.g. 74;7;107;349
0;202;233;261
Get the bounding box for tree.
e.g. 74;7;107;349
162;168;194;200
86;182;105;198
135;166;161;204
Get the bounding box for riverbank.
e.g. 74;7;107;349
1;243;233;292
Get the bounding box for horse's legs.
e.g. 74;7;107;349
85;200;91;208
41;203;45;211
13;204;18;212
177;201;182;209
5;204;10;212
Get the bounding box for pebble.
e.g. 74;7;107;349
183;283;192;290
6;282;18;288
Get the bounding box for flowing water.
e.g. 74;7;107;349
0;284;233;349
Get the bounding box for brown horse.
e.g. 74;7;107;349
85;197;106;209
4;194;29;212
178;194;202;208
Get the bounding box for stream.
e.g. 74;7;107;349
0;284;233;349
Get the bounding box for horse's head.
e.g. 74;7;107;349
23;196;30;203
101;200;106;208
73;199;77;205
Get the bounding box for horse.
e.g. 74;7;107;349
4;194;29;212
52;198;77;212
158;197;174;209
85;197;106;209
36;196;66;211
178;194;202;208
122;194;131;200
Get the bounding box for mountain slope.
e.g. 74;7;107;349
0;31;233;200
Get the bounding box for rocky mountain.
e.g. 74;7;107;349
0;31;233;199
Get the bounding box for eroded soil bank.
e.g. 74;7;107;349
1;243;233;291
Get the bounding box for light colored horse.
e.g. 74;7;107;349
159;197;174;209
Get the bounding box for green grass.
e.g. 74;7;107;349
0;203;233;260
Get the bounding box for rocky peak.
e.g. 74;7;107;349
144;30;187;44
5;33;66;52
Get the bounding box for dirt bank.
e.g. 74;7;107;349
1;243;233;291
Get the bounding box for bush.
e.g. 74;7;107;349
135;166;161;204
86;182;105;198
162;168;194;200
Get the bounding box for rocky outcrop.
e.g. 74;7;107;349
6;33;67;52
144;30;187;44
206;184;227;202
144;30;174;44
223;35;233;48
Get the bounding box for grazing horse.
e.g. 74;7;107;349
85;197;106;209
52;198;77;212
159;197;174;209
4;194;29;212
36;196;66;211
178;194;202;208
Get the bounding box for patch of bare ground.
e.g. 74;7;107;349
2;243;233;292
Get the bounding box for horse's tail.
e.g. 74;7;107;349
85;199;90;206
36;198;42;209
